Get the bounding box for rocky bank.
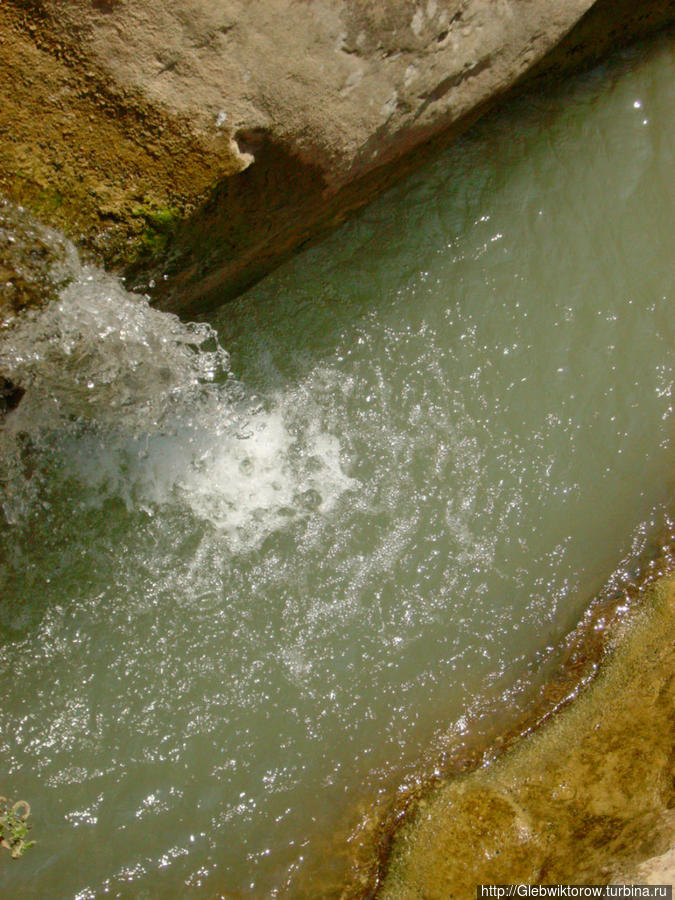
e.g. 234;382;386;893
376;573;675;897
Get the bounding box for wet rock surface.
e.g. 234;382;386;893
0;199;77;415
0;377;24;416
0;199;73;326
378;577;675;898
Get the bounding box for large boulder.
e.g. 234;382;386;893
1;0;673;316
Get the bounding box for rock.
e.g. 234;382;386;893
0;377;24;416
0;198;77;417
0;198;74;328
0;0;673;315
633;842;675;885
616;812;675;886
376;577;675;899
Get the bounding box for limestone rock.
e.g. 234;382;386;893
634;843;675;885
377;578;675;898
26;0;597;183
1;0;673;315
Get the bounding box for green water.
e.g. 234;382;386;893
1;35;674;900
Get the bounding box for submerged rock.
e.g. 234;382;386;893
0;377;24;416
0;199;74;325
0;0;673;315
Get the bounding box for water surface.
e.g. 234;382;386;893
0;35;674;899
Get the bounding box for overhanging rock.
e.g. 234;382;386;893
1;0;673;317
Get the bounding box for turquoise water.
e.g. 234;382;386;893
0;35;674;899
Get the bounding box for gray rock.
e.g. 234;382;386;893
2;0;673;315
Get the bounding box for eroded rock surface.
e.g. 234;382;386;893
378;577;675;898
1;1;673;314
17;0;598;182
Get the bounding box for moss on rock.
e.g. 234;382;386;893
0;2;243;279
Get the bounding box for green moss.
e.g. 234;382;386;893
32;188;65;217
130;201;183;263
143;205;180;233
11;172;67;220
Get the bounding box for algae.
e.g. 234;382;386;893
129;201;182;265
0;798;35;860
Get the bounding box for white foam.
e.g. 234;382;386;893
174;400;355;551
0;255;355;549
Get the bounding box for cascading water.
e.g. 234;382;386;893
0;33;674;900
0;264;352;546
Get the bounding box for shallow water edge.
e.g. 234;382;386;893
340;534;675;898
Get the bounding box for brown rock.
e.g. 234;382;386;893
377;578;675;898
0;0;673;315
0;198;74;326
0;198;77;416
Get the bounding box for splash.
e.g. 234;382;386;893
0;235;355;547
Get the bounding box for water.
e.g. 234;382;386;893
0;35;674;900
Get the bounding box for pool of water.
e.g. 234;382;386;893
0;34;674;900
